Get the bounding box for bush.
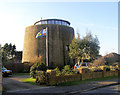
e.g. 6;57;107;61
106;67;110;71
30;62;47;78
54;67;62;76
36;71;48;85
62;65;76;75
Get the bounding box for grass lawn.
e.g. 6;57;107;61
13;73;30;76
22;78;39;85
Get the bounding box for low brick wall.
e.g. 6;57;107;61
82;72;103;80
48;74;82;85
36;70;119;86
103;71;118;77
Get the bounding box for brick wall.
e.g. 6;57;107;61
44;70;119;86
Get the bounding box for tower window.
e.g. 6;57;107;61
66;45;69;51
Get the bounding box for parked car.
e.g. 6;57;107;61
2;67;12;77
74;62;90;70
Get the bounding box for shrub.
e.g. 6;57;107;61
62;65;76;75
54;67;62;76
30;62;47;78
106;67;110;71
36;71;48;85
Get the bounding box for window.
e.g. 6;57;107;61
48;21;51;24
41;21;45;24
62;21;66;26
62;21;64;25
58;21;61;25
66;45;69;51
44;21;47;24
56;21;59;24
51;20;54;24
66;23;69;26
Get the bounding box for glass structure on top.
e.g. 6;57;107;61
34;19;70;26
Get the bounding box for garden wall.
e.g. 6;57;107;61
45;70;119;86
82;72;103;80
48;74;82;85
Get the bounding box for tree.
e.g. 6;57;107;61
11;44;16;59
2;43;16;64
82;33;100;61
69;32;100;65
93;57;106;66
69;37;82;64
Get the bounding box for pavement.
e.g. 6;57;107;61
2;76;120;95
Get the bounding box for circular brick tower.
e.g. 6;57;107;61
22;19;74;67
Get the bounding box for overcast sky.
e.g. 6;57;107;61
0;1;118;56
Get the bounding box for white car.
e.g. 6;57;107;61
74;62;90;69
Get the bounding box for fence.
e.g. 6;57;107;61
4;63;30;73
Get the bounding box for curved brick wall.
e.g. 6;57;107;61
22;24;74;67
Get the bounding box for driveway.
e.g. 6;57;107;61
3;75;47;92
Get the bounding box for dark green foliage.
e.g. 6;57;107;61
2;43;16;65
69;32;100;64
54;67;62;76
106;67;110;71
30;62;47;78
14;51;22;62
62;65;76;75
36;71;48;85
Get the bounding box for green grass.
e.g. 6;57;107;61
58;76;120;86
13;73;30;76
22;78;38;85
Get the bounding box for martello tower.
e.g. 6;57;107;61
22;19;74;67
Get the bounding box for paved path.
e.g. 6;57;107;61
3;77;119;94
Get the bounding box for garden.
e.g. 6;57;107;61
21;61;119;86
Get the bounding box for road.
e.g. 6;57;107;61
83;84;120;93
